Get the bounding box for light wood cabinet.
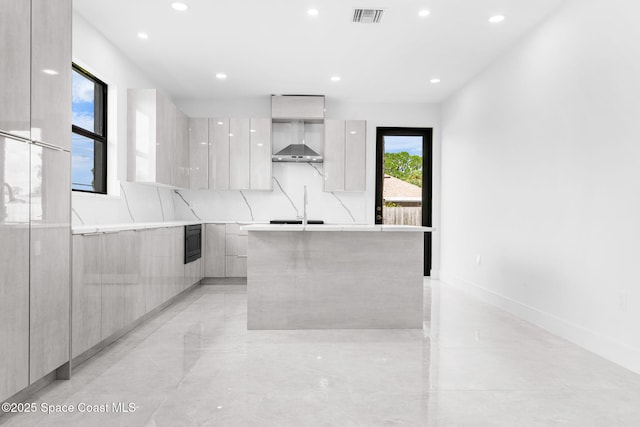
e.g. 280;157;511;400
30;0;71;150
0;136;30;402
29;145;71;383
71;234;102;358
71;225;202;359
271;95;325;120
323;120;366;192
128;89;189;187
0;0;31;139
189;118;209;189
204;224;226;277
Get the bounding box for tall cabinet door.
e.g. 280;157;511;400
229;118;250;190
0;136;30;402
344;120;366;191
29;144;71;383
324;120;346;191
209;118;229;190
0;0;31;139
250;118;272;190
31;0;72;150
189;118;209;189
155;92;174;186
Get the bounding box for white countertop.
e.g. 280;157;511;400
72;222;433;235
241;224;433;232
72;221;204;235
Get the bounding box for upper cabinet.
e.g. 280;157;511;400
207;117;272;191
0;0;71;149
271;95;325;120
188;118;209;189
127;89;189;187
324;120;366;192
0;0;31;139
31;0;72;150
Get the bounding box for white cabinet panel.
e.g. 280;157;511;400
0;136;30;401
324;120;366;192
324;120;346;192
0;0;31;138
250;118;272;190
209;118;229;190
31;0;71;150
29;145;71;383
229;118;250;190
71;234;103;358
204;224;226;277
344;120;366;191
175;110;189;188
156;92;174;186
189;118;209;189
271;95;324;120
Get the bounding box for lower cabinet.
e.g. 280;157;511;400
71;226;203;359
204;223;248;278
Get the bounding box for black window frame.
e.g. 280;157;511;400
71;63;108;194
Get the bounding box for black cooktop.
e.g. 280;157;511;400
270;219;325;225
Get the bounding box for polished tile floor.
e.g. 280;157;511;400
3;280;640;426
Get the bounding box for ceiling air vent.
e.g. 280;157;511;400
352;8;385;24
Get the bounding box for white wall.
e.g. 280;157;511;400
72;12;184;225
440;0;640;373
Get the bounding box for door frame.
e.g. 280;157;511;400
375;127;433;276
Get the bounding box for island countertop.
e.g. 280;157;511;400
241;224;434;232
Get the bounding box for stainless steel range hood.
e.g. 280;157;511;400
271;120;323;163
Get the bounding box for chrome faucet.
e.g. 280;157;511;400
302;185;308;227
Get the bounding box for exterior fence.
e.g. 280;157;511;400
383;206;422;226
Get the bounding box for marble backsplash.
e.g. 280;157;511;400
72;162;368;226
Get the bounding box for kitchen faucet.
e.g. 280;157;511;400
302;185;308;226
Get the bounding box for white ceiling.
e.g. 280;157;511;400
74;0;568;104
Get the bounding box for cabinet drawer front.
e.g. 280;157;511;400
271;96;325;120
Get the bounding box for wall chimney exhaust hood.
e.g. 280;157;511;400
271;119;323;163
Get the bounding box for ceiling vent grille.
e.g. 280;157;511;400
352;8;385;24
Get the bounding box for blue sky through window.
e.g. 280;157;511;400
384;135;422;156
72;70;96;190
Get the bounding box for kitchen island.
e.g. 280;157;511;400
243;224;432;330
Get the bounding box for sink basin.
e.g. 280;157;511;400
269;219;324;225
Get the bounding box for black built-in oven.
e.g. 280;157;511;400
184;224;202;264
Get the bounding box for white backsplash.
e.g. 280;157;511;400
72;162;367;225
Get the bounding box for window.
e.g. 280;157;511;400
72;64;107;193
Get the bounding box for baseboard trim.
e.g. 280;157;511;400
201;277;247;285
439;271;640;375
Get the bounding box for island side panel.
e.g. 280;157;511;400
247;231;423;329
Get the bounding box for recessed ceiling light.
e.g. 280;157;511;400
215;73;227;79
137;32;149;40
171;2;189;11
488;15;505;23
42;69;59;75
430;78;441;84
307;8;319;16
330;76;341;82
418;9;430;17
